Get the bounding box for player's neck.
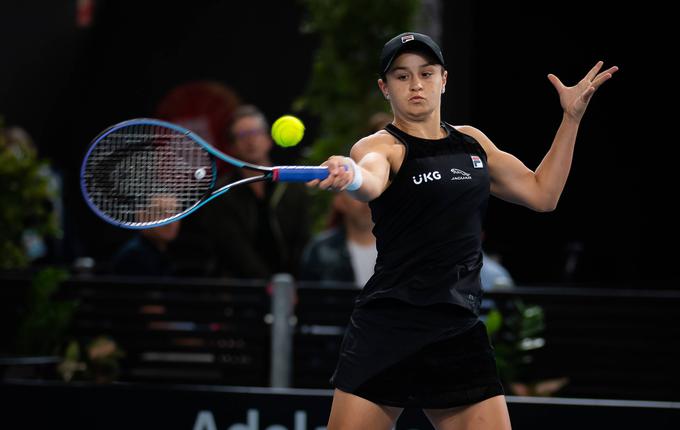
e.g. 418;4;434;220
393;114;444;139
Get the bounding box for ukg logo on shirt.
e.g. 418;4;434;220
413;170;442;185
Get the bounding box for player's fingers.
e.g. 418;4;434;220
591;66;617;88
321;156;352;191
329;171;350;191
547;73;563;91
585;60;604;82
330;177;347;190
327;165;342;176
319;169;340;189
581;86;596;103
336;172;351;189
317;180;333;190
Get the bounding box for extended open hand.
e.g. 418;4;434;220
548;61;618;122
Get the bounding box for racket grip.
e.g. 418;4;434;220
273;166;333;182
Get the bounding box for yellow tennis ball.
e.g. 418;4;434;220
271;115;305;147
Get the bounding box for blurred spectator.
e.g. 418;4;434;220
111;196;181;276
366;111;392;137
155;80;241;176
298;112;390;287
299;191;376;287
480;231;515;290
170;105;311;278
481;251;515;291
150;80;240;274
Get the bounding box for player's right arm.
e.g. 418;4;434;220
308;134;393;202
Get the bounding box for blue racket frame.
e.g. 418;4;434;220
81;118;330;229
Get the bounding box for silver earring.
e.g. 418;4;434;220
385;93;390;100
441;87;446;94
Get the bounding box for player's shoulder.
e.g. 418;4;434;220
454;124;484;140
357;129;395;147
453;124;496;152
351;129;399;157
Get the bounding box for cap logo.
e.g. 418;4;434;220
401;34;415;43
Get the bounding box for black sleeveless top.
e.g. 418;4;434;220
356;122;490;314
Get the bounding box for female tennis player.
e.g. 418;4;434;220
307;32;617;429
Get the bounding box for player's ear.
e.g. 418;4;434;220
378;79;389;100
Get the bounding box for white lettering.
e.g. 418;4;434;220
450;168;472;180
193;411;218;430
295;411;306;430
228;409;258;430
194;408;327;430
413;170;441;185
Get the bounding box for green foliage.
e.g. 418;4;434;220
58;336;125;383
0;117;60;269
485;308;504;335
15;267;77;356
487;300;546;384
295;0;419;163
295;0;420;231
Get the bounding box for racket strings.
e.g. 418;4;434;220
83;123;214;226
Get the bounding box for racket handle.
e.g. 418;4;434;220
273;166;338;182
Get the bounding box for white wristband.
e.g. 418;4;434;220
344;157;363;191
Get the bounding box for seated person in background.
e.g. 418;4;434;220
170;105;311;279
480;230;515;290
111;196;180;276
481;251;515;291
299;191;376;288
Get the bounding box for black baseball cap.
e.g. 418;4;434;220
380;32;446;77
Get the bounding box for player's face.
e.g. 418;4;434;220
382;52;446;120
231;115;272;165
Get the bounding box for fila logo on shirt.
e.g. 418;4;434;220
471;155;484;168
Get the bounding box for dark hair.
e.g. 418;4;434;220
155;80;240;151
381;50;443;81
379;32;445;80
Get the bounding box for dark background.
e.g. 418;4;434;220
0;1;674;286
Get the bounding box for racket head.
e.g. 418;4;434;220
80;118;219;229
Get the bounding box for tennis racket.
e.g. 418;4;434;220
80;118;330;229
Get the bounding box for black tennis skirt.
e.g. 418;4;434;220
331;298;504;409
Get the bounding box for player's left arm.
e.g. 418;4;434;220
460;124;574;212
460;61;618;212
